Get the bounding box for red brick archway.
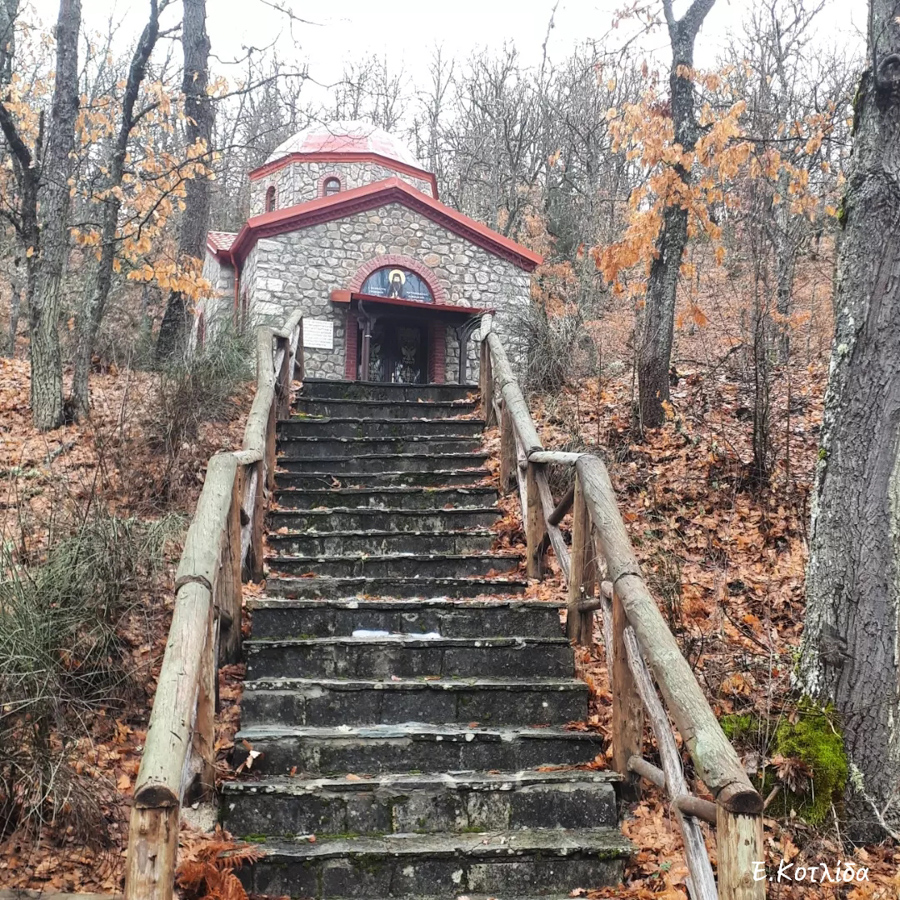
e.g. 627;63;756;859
348;254;448;304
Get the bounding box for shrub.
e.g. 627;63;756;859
0;508;183;842
150;320;253;497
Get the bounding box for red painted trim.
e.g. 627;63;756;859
249;151;439;199
317;173;344;198
429;323;446;383
348;255;448;304
229;178;542;271
331;289;490;319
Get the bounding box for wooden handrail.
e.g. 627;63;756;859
124;312;304;900
479;316;763;900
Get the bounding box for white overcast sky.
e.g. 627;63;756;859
29;0;866;105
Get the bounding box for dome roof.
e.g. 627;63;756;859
265;121;420;168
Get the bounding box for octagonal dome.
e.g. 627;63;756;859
265;120;420;168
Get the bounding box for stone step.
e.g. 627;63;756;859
279;417;485;439
239;676;588;728
267;552;521;580
247;597;566;640
300;378;475;403
275;469;492;490
268;507;500;533
223;770;619;838
239;829;631;897
278;436;483;458
244;635;573;680
293;397;479;420
264;529;497;558
263;575;528;601
274;485;498;512
233;723;605;776
277;452;490;475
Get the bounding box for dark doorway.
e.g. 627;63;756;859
362;318;428;383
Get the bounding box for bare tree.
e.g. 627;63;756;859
636;0;716;429
0;0;82;430
801;0;900;841
70;0;169;415
156;0;212;361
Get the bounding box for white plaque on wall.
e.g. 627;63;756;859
304;318;334;350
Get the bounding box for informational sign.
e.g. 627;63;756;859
304;318;334;350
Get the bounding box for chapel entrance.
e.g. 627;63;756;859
363;318;428;384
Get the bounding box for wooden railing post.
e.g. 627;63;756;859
189;605;217;801
124;805;179;900
567;474;595;644
611;584;644;800
499;401;516;494
718;809;764;900
480;339;495;426
249;460;265;582
218;467;244;663
525;461;546;579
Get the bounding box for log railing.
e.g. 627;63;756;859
123;312;304;900
479;315;763;900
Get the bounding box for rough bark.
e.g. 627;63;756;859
0;0;17;84
156;0;212;362
4;283;20;356
801;0;900;841
71;0;162;416
637;0;716;429
28;0;81;430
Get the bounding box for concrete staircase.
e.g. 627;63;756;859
226;377;632;899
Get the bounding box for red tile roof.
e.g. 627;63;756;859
207;231;238;253
221;178;542;272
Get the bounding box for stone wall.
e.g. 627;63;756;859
196;250;236;344
242;201;531;382
250;161;433;215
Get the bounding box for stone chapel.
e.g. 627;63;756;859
200;121;541;383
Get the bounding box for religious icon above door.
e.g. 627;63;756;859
360;266;434;303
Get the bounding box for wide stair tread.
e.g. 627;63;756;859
228;379;630;896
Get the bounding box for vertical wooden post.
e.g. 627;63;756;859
611;584;644;800
499;402;515;494
189;604;216;801
481;341;495;427
567;474;595;644
265;402;277;492
219;468;243;664
249;460;265;583
717;808;765;900
124;805;179;900
525;461;546;579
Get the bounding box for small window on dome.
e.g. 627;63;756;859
323;177;341;196
265;185;276;212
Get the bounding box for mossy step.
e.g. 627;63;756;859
246;595;566;640
244;634;571;680
266;551;521;580
299;378;475;403
277;452;490;475
267;507;500;533
292;397;479;420
232;723;605;776
277;436;483;458
224;770;619;838
278;418;484;439
239;828;632;898
264;529;496;557
273;485;497;511
275;469;491;490
239;675;588;728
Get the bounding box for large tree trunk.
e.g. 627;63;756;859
28;0;80;430
156;0;212;362
800;1;900;842
71;0;161;416
637;0;716;429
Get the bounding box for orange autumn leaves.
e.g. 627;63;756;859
591;65;837;305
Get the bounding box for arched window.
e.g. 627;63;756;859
265;185;276;212
360;266;435;303
323;177;341;197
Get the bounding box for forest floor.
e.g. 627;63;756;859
1;248;899;898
